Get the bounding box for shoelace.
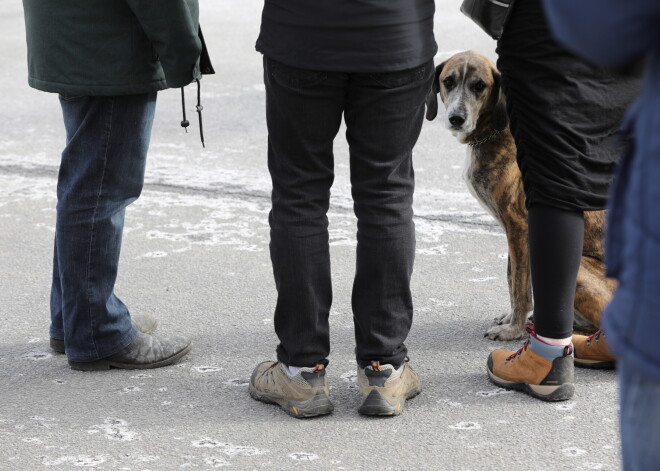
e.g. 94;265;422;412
586;329;604;345
506;324;574;360
506;340;530;361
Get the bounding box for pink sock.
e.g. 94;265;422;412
536;333;572;346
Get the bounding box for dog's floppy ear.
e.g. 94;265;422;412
491;68;508;131
425;62;445;121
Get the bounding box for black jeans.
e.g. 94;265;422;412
264;56;434;368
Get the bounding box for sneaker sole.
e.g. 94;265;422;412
487;368;574;402
68;343;192;371
358;386;422;417
574;358;615;370
249;384;333;418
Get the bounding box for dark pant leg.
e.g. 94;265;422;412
52;93;156;361
619;361;660;471
264;57;347;367
528;204;584;339
344;60;434;368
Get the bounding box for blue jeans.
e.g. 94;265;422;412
619;361;660;470
50;93;157;362
264;57;434;368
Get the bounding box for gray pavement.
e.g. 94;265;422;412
0;1;621;470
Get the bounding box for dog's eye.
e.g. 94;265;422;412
472;81;487;93
442;77;455;89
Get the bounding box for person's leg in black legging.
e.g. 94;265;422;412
528;204;584;341
487;203;582;401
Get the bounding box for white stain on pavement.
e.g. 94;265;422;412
429;298;456;307
562;447;588;457
42;455;107;467
581;464;604;470
223;379;249;387
130;373;153;379
476;388;513;397
438;398;463;408
89;418;138;442
417;245;448;255
204;456;230;467
340;371;357;383
191;438;269;457
21;351;52;361
469;277;497;282
138;251;168;259
449;422;481;430
289;452;319;461
556;402;576;411
192;366;223;373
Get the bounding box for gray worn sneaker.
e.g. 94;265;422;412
50;313;159;354
357;360;421;416
249;361;334;418
68;331;191;371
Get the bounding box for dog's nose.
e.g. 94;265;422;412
449;115;465;127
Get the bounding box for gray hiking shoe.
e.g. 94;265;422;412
50;313;159;354
249;361;334;418
68;331;191;371
357;359;422;416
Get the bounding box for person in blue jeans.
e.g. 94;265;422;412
543;1;660;469
22;0;207;370
249;1;436;418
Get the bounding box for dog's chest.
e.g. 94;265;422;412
463;147;502;224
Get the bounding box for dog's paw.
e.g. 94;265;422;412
485;324;524;341
494;312;512;325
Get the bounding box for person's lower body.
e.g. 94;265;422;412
488;205;583;401
618;361;660;470
50;93;191;369
486;0;638;401
249;56;433;417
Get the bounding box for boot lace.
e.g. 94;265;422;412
505;323;536;361
506;340;529;361
586;329;604;345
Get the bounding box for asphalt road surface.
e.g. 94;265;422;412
0;1;621;470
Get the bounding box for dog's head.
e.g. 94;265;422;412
425;51;508;143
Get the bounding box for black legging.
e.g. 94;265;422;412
528;205;584;339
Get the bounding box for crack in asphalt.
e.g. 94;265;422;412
0;163;500;231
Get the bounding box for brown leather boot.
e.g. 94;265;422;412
249;361;333;418
573;330;616;369
487;339;575;402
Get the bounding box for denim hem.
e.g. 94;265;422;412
65;324;138;363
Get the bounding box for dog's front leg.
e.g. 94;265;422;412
486;227;532;340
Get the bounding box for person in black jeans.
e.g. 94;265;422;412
249;1;436;418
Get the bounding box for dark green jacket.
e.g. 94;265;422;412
23;0;203;95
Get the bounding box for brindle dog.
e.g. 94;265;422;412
425;51;616;341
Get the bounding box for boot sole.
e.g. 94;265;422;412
249;384;333;419
487;368;574;402
68;343;192;371
358;386;422;417
575;359;615;370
